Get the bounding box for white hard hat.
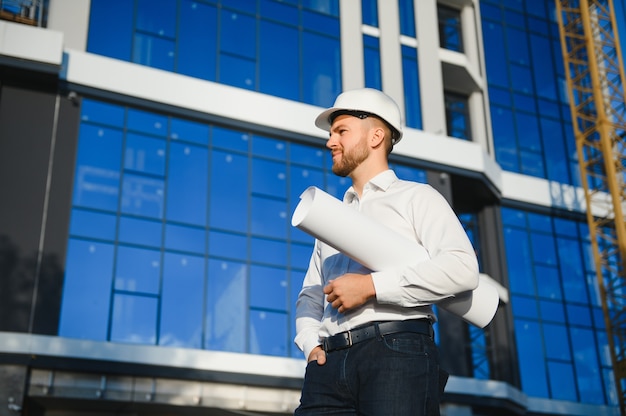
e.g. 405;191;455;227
315;88;403;144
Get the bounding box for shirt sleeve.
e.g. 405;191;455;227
371;186;479;306
294;240;325;359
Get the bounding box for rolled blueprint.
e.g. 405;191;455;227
291;186;499;328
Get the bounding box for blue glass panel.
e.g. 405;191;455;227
291;143;325;168
527;212;550;231
209;231;247;261
209;150;248;232
515;319;549;397
511;295;538;319
515;112;541;151
491;107;518;171
251;237;288;266
519;150;545;178
592;307;605;330
361;0;378;26
393;164;426;183
259;21;299;100
80;99;125;127
567;304;592;327
73;124;123;211
166;142;208;225
69;209;117;241
118;216;163;248
543;323;571;359
220;53;256;90
206;259;247;352
480;3;501;21
223;0;257;13
506;27;529;65
302;0;338;15
536;265;562;300
250;264;288;310
87;0;133;60
364;35;382;90
250;309;288;356
58;239;114;340
542;117;569;183
220;10;256;59
570;327;603;404
596;330;611;366
120;173;165;219
133;33;176;71
160;252;204;348
483;22;509;87
402;45;422;129
178;0;218;81
531;34;557;99
170;118;210;145
110;293;158;344
251;158;287;198
302;9;340;33
302;32;341;107
212;126;250;152
124;133;166;176
136;0;176;38
513;94;536;116
325;171;350;199
251;196;288;239
165;223;206;254
548;361;577;401
504;228;535;295
501;207;526;227
509;64;534;94
539;299;565;323
531;232;556;265
488;86;511;106
252;136;287;160
260;0;298;25
114;245;160;294
504;9;524;26
398;0;416;37
290;242;314;269
557;237;588;303
290;165;324;200
127;109;168;137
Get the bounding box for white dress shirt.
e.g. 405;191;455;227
294;170;479;359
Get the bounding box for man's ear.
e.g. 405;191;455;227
370;126;386;149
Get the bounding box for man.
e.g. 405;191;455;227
294;88;479;415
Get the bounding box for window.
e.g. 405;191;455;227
502;207;616;405
438;5;463;52
480;1;578;185
87;0;341;107
445;91;472;141
364;35;382;90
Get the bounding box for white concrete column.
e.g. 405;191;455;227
415;0;447;135
377;0;405;115
47;0;91;51
339;0;365;91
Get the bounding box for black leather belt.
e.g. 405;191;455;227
322;319;433;353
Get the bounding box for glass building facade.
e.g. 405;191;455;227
0;0;622;415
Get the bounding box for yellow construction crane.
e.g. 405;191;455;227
556;0;626;414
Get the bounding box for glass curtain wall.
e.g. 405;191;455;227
87;0;342;108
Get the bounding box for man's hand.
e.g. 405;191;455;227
324;273;376;313
307;346;326;364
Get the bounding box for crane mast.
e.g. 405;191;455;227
556;0;626;413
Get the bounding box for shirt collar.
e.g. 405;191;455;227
344;170;398;202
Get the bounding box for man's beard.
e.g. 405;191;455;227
332;138;369;177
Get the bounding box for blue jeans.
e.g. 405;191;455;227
295;331;447;416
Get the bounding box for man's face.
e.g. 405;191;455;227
326;114;370;177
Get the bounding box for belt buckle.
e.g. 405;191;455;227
345;330;353;348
